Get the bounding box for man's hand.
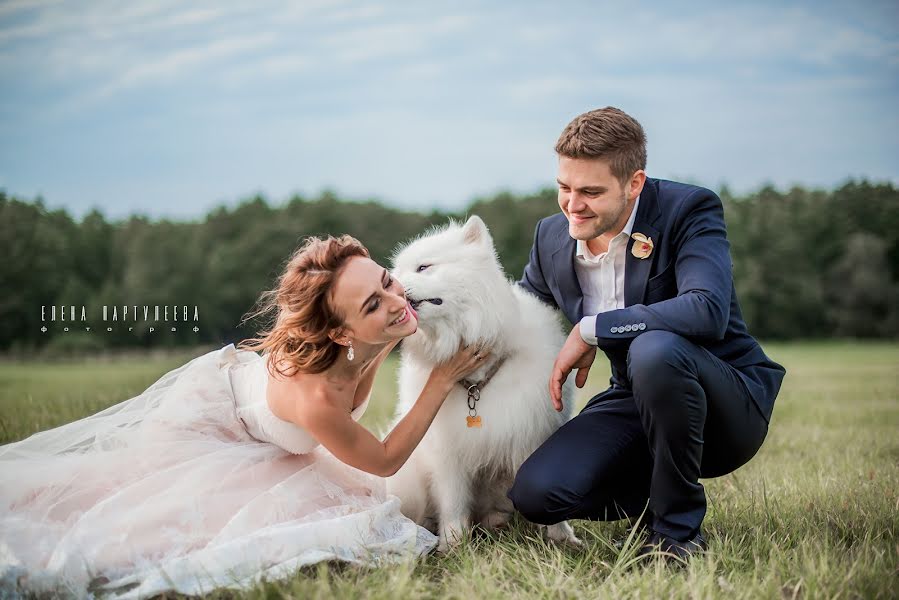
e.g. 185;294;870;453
549;325;597;411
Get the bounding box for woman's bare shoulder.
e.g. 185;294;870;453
265;357;343;423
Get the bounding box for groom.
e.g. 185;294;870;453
507;107;786;561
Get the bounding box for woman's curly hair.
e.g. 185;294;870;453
237;235;370;378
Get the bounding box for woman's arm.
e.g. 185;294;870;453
294;372;454;477
294;341;488;477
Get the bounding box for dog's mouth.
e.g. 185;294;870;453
407;296;443;310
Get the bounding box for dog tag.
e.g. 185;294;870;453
466;415;482;428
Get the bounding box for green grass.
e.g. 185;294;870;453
1;341;897;598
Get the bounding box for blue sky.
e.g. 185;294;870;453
1;0;897;221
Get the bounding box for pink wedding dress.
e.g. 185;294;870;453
0;343;437;599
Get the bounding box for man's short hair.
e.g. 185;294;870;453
554;107;647;185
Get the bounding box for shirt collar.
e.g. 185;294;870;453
575;194;641;261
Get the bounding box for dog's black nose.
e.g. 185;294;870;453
407;296;441;308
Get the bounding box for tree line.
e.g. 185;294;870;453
1;178;896;354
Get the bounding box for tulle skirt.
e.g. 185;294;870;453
0;345;437;599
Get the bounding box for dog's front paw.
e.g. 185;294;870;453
437;521;466;553
542;522;584;549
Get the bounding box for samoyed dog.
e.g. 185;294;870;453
385;215;581;552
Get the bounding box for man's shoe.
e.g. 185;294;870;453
635;529;707;565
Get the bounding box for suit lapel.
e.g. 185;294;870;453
624;180;662;307
551;236;584;322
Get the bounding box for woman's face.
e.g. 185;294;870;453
329;256;418;345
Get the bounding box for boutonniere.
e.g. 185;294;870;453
631;232;654;259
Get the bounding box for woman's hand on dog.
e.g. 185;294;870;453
430;341;492;386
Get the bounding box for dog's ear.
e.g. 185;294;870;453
462;215;490;245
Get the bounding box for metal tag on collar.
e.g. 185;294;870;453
466;384;482;427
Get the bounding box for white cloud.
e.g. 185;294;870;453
96;33;277;97
0;0;61;19
319;4;386;24
0;0;183;43
320;14;474;66
591;4;899;69
0;1;895;217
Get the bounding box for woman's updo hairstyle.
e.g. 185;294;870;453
237;234;370;378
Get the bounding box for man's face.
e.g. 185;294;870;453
556;156;636;241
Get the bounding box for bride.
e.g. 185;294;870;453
0;234;491;599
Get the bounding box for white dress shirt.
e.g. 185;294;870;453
576;194;640;345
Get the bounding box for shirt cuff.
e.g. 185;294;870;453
579;315;598;346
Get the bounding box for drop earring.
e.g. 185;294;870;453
347;341;354;362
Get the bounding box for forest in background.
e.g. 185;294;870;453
2;178;897;354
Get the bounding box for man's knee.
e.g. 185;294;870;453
627;330;694;387
627;329;687;376
626;331;703;422
507;463;565;526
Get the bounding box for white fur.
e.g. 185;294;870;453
385;215;582;551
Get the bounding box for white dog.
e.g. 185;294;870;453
385;215;582;552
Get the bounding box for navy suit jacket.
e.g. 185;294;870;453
517;177;786;424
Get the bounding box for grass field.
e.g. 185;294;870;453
1;341;897;598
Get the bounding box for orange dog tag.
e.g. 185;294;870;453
466;415;482;428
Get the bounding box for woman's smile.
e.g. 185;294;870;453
389;302;416;327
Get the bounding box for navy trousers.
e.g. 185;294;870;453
507;330;770;542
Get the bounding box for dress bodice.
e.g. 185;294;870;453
221;344;371;455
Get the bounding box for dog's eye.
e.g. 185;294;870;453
416;264;430;273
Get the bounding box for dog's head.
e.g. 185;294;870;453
390;215;518;361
